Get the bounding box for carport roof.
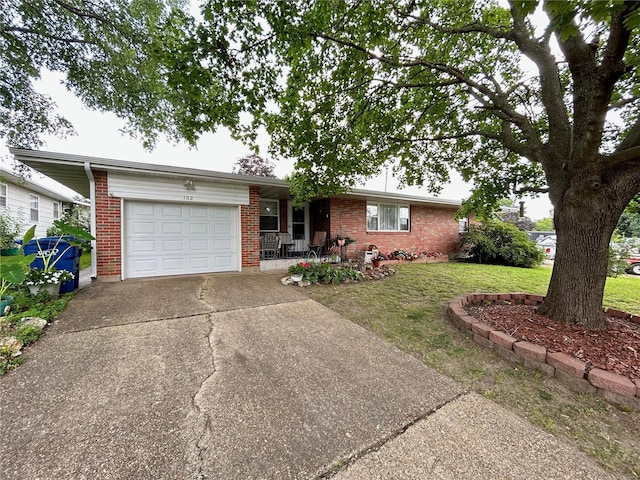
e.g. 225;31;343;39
0;165;83;204
10;148;461;208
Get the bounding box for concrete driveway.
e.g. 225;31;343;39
0;273;615;479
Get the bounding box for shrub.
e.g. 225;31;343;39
292;261;363;284
461;221;544;268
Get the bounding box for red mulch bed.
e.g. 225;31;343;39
465;303;640;382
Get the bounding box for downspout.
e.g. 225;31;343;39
83;162;97;279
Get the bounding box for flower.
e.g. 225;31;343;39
25;268;75;286
288;262;310;275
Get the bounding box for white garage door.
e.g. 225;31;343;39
124;201;239;278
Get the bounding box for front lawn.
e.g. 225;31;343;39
79;251;91;270
303;262;640;478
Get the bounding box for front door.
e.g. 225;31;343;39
288;204;309;253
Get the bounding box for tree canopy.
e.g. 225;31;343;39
232;154;277;177
1;0;187;148
149;0;640;212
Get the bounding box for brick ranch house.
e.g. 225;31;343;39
11;148;462;281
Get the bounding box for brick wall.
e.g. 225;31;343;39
93;170;122;278
328;198;460;256
242;186;261;268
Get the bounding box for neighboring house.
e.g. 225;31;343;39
11;149;462;281
528;231;557;259
0;165;87;238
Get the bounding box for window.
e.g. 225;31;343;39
0;183;6;207
366;203;409;231
259;199;279;232
458;218;469;232
29;194;39;222
53;202;61;219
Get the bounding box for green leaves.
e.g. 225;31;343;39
51;220;95;243
0;225;37;297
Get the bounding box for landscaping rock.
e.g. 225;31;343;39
0;336;23;357
21;317;48;329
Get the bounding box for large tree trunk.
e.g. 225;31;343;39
537;191;621;330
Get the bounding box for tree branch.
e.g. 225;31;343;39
609;95;639;110
0;26;93;45
616;116;640;153
389;127;533;160
398;13;515;42
515;185;550;194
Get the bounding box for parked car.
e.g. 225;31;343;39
625;255;640;275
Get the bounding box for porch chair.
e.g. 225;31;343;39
278;232;293;257
260;234;279;259
308;231;327;256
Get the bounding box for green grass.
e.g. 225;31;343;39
79;251;91;270
303;262;640;478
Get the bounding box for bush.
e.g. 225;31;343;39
461;221;544;268
292;261;363;284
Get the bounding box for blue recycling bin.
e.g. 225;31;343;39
23;237;81;293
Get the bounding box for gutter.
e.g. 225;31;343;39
83;162;97;280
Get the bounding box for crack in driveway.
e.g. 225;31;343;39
313;391;468;479
190;311;218;480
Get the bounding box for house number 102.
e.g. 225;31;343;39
184;195;194;201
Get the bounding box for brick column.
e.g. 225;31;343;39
93;170;122;279
241;186;261;269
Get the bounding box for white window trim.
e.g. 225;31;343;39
53;201;61;219
366;202;410;232
0;183;6;208
259;198;280;232
29;194;39;222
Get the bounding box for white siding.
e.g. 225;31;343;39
108;172;249;205
1;182;60;237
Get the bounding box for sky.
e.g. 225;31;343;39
1;70;554;220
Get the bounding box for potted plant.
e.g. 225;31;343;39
288;262;310;282
0;226;36;316
24;220;94;293
25;268;75;296
328;245;341;263
0;213;23;256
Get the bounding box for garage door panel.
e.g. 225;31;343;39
213;255;234;269
161;239;184;252
131;203;155;216
188;256;215;269
189;223;210;235
129;258;158;274
188;239;211;252
213;222;233;235
161;205;184;216
161;258;189;272
131;239;156;253
162;223;184;235
214;207;232;218
132;222;156;234
125;201;239;278
213;238;232;250
189;206;209;218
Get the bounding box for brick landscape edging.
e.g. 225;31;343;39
446;293;640;407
